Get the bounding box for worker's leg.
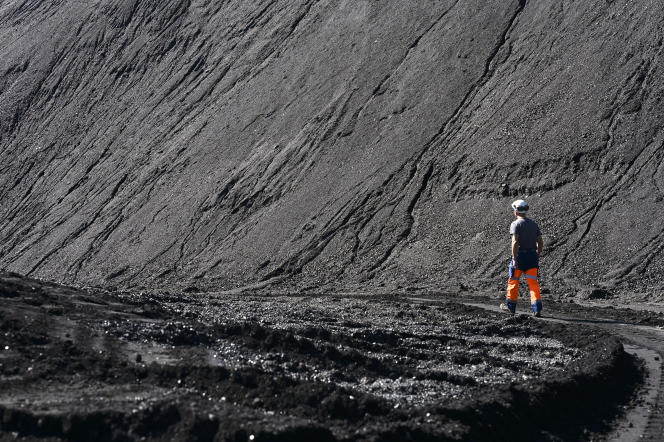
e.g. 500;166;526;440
506;260;522;313
524;268;542;313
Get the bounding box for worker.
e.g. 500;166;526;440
501;199;543;317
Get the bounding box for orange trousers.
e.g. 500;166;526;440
507;267;541;305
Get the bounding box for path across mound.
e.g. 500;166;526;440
408;296;664;441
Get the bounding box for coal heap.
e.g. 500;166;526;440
1;0;663;296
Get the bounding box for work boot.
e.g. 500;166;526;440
531;300;543;317
500;302;515;315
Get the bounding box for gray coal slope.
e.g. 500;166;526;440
1;0;663;295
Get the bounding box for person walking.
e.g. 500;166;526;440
501;199;543;317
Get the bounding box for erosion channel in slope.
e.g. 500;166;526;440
1;1;664;299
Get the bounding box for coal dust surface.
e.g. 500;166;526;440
0;273;642;441
1;1;664;299
1;1;663;440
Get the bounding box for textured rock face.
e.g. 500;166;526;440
1;0;663;294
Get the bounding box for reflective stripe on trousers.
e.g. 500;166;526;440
507;264;541;306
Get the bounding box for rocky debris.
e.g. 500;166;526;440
0;273;642;440
579;286;616;300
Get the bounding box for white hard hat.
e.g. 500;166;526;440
511;199;529;213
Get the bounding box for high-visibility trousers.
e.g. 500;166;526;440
506;260;542;313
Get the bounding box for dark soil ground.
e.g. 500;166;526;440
0;272;643;441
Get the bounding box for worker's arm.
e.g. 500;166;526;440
536;235;543;255
511;234;519;264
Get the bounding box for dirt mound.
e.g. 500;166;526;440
0;273;642;440
0;1;663;297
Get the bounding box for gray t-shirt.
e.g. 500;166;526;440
509;217;541;250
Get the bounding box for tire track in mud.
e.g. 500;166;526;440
604;325;664;441
408;297;664;441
